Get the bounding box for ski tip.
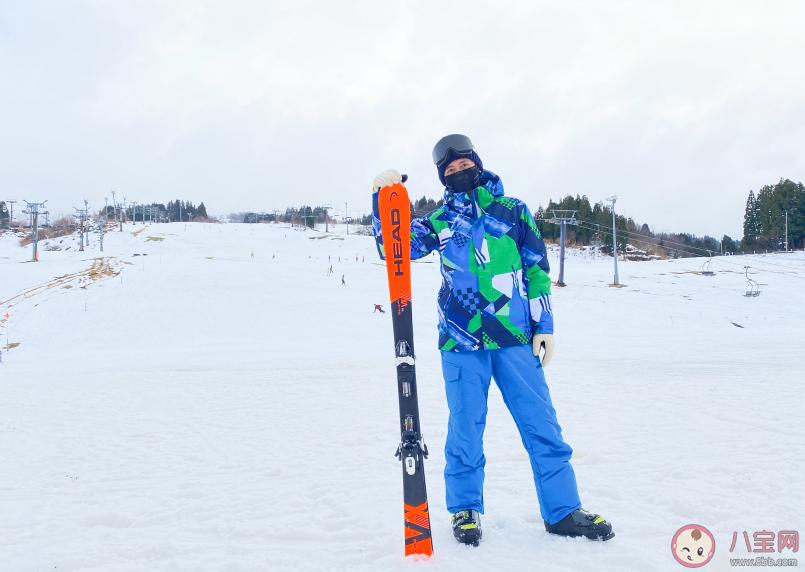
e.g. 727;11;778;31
378;183;412;304
378;181;410;202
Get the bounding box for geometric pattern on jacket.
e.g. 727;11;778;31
373;170;553;352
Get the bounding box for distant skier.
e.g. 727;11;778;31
341;274;346;286
373;304;385;314
371;134;613;547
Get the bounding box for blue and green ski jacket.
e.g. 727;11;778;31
373;170;553;352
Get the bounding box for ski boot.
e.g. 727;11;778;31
452;509;482;546
545;508;614;541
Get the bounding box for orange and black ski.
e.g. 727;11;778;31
378;182;434;558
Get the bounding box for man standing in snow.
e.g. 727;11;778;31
371;134;613;546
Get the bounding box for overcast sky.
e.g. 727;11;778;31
2;1;803;237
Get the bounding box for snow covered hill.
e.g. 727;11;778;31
1;222;803;571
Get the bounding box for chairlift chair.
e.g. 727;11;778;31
701;258;715;276
743;266;761;297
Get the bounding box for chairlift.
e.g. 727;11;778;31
743;266;761;297
701;256;715;276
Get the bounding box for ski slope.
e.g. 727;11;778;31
1;222;803;572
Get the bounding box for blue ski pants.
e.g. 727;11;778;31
440;344;581;525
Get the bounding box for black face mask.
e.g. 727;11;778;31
445;166;480;194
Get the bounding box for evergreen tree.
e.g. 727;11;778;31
742;190;758;248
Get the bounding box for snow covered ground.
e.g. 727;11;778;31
1;222;803;571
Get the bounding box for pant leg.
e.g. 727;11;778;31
440;349;492;514
490;345;581;524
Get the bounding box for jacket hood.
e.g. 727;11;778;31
479;170;504;197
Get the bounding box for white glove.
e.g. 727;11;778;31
372;169;402;193
532;334;554;367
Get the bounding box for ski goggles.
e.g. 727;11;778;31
432;134;475;167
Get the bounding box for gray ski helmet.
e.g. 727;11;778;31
432;134;483;185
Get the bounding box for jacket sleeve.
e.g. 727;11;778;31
372;190;440;261
517;203;554;335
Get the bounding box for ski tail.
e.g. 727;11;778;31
404;502;434;557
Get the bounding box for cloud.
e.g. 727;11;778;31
1;0;803;237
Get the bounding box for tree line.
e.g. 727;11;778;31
100;199;209;222
240;206;332;227
402;182;804;257
253;177;804;256
535;195;730;258
163;200;208;221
